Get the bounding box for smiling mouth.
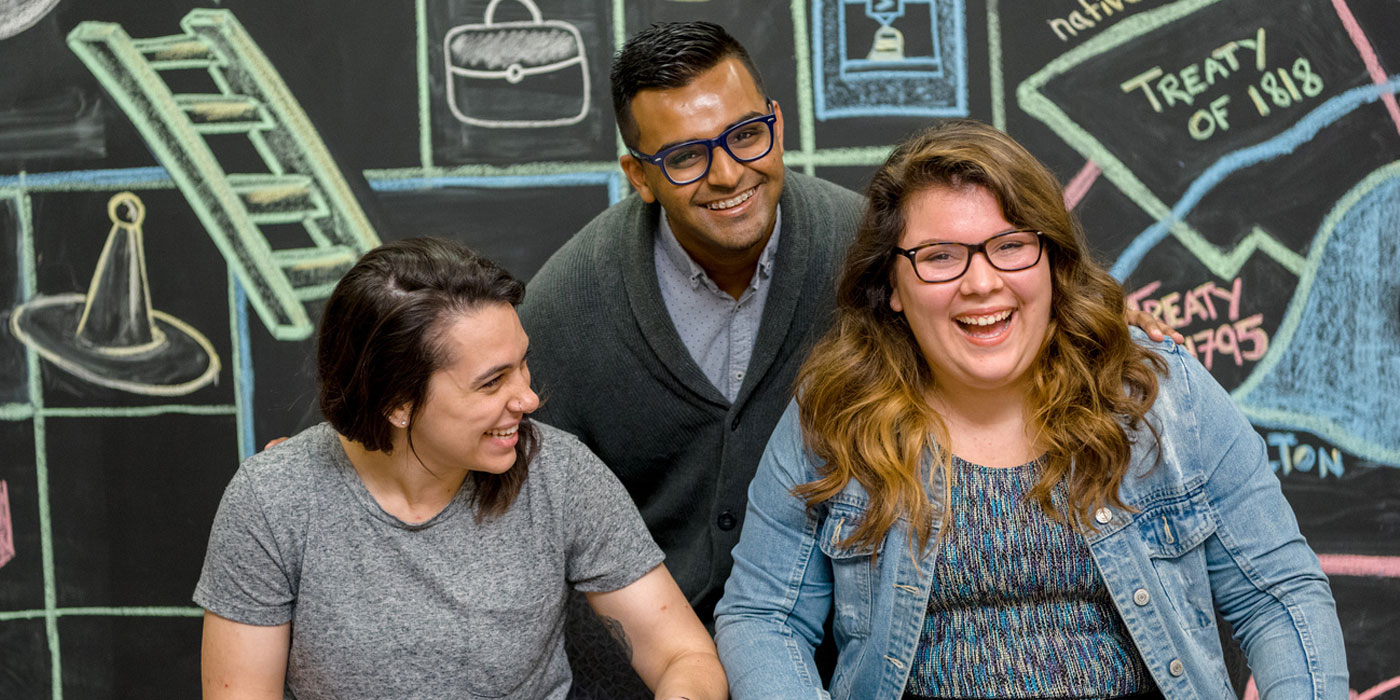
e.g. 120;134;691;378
485;425;518;438
955;309;1013;339
704;187;755;210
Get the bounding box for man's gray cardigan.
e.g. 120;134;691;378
519;170;863;617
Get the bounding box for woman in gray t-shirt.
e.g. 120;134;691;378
195;238;726;700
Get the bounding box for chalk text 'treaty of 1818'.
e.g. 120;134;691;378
1118;28;1324;140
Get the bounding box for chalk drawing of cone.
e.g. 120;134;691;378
8;192;220;396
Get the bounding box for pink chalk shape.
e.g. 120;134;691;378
1318;553;1400;578
1063;160;1102;212
1355;676;1400;700
0;479;14;569
1331;0;1400;136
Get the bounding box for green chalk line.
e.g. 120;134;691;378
0;404;35;421
611;0;627;159
0;606;205;622
988;0;1005;130
40;405;237;418
364;144;894;186
417;0;432;170
15;189;63;698
611;0;626;52
1214;226;1306;279
365;161;624;181
790;0;817;177
784;146;894;167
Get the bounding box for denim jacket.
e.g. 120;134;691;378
714;336;1347;699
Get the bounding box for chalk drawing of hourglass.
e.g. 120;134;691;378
867;24;906;61
8;192;220;396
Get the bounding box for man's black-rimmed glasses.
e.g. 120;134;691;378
628;101;778;186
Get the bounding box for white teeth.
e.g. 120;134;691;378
956;309;1012;326
705;188;754;210
485;425;518;438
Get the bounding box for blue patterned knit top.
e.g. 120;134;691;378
902;455;1155;699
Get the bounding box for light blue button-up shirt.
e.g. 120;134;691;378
653;208;781;402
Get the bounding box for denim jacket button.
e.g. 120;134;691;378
1133;588;1150;606
1094;507;1112;524
1169;659;1185;676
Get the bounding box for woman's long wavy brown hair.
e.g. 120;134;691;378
795;119;1165;554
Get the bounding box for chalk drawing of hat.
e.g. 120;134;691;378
9;192;220;396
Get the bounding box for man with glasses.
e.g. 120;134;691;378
518;20;1176;698
518;20;864;698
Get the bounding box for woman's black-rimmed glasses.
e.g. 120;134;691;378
893;230;1045;283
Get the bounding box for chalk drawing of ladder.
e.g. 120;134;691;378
67;9;380;341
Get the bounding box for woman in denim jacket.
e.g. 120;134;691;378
713;120;1347;699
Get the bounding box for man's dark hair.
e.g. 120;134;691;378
610;21;765;150
317;237;539;520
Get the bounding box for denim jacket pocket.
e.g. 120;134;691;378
1138;489;1218;630
818;501;883;639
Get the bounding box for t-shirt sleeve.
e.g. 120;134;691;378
193;466;297;626
559;438;665;593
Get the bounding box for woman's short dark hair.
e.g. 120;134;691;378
317;237;539;518
610;21;765;149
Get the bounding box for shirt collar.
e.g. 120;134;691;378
656;206;783;292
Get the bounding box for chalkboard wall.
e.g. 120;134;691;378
1;0;1397;696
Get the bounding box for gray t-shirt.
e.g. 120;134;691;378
194;421;663;700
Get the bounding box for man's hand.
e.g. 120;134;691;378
263;437;290;451
1126;308;1185;344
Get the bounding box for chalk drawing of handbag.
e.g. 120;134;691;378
443;0;590;128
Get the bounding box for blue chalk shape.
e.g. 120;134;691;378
813;0;967;120
1318;448;1344;477
1232;163;1400;467
0;166;173;191
233;278;256;462
607;172;626;206
847;0;938;78
865;0;905;30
